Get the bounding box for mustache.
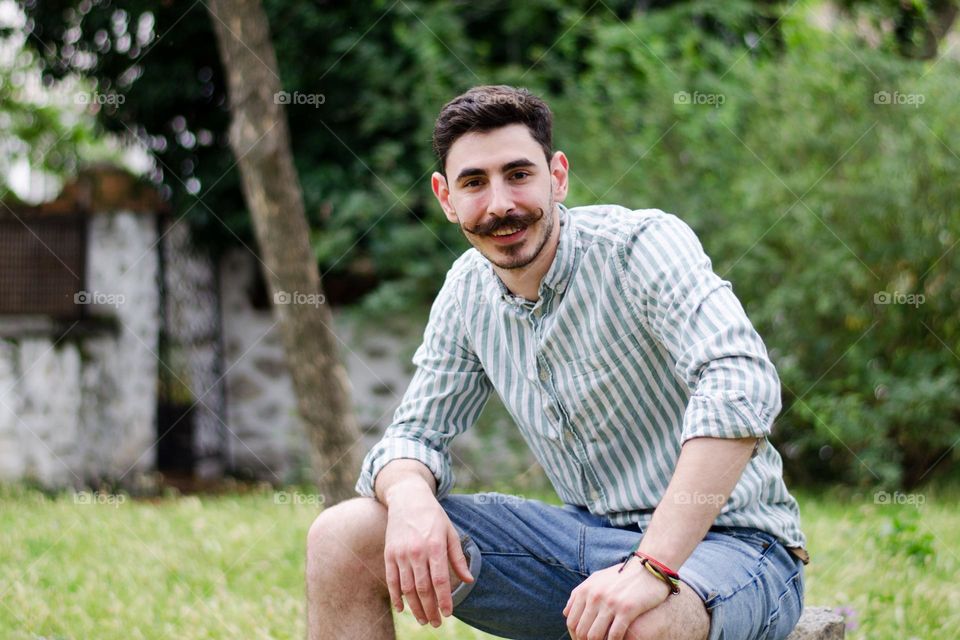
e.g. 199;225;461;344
464;208;544;236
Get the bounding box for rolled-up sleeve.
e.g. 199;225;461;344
619;212;781;445
355;272;493;500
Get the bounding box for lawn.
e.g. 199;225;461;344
0;482;956;639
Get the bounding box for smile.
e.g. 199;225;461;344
487;225;528;244
491;224;524;237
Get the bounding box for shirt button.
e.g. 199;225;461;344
539;368;549;382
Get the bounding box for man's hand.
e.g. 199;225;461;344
563;559;672;640
382;479;474;627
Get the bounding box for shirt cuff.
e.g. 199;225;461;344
355;437;455;500
680;390;773;444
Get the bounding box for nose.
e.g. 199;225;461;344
486;177;515;219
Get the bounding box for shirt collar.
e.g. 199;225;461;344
540;203;577;295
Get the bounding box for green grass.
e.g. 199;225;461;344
0;483;957;639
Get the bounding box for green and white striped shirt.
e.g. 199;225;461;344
356;203;806;549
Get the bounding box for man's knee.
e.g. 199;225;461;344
625;587;709;640
306;497;387;581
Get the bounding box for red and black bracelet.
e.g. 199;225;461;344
617;544;681;595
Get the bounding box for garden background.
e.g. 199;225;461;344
1;0;958;638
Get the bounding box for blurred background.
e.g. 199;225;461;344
0;0;958;638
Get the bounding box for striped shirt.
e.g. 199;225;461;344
356;203;806;549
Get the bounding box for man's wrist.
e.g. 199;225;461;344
623;558;674;601
382;475;435;507
374;459;438;506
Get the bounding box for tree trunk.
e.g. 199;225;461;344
206;0;360;503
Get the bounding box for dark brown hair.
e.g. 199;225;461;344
432;85;553;175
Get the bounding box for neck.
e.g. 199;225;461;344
493;206;561;302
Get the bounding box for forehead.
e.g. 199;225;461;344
445;123;544;175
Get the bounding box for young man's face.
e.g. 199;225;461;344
432;123;568;270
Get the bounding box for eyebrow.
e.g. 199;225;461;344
455;158;537;183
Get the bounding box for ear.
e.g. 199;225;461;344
550;151;569;203
431;171;460;224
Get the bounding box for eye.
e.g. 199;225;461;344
463;179;483;188
511;171;530;180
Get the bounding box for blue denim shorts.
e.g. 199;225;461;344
440;492;804;640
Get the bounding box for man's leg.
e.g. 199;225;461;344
305;497;395;640
583;523;805;640
438;493;601;639
622;584;710;640
437;492;713;640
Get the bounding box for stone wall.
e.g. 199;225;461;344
0;186;160;487
219;249;415;483
161;217;225;479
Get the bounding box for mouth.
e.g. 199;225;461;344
487;224;528;245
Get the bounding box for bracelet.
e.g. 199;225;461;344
617;546;681;596
633;551;680;580
639;557;681;595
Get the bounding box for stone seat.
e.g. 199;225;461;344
786;606;846;639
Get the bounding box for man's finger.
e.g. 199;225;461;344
566;596;586;637
385;559;403;612
586;608;615;640
575;600;600;640
447;526;474;584
607;615;632;640
398;562;429;624
413;563;442;626
428;545;453;617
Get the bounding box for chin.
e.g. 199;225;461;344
488;244;540;270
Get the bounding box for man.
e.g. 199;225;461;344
306;85;808;640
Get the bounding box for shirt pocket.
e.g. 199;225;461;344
564;330;648;378
553;331;658;434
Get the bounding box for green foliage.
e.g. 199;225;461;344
553;3;960;488
18;1;960;487
0;27;102;201
877;512;936;564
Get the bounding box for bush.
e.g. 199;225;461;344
557;3;960;488
23;1;959;488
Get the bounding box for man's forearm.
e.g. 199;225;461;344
637;436;758;569
374;458;438;506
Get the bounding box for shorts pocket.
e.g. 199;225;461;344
712;526;775;553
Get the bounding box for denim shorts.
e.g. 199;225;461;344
440;492;804;640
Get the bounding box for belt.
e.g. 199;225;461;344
787;546;810;565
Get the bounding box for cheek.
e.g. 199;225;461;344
453;196;487;221
516;184;548;206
